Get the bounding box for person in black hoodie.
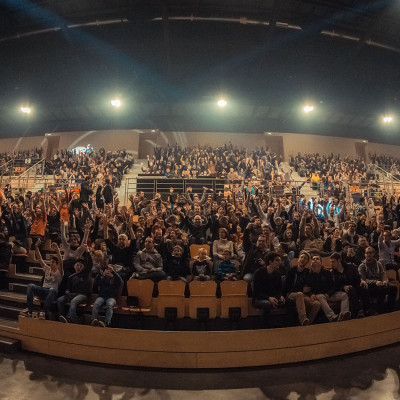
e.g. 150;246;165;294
285;250;320;326
57;259;90;323
305;254;351;322
102;178;114;205
164;245;190;282
79;176;93;207
91;265;122;327
330;252;368;318
252;252;285;324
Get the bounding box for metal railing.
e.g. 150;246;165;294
16;159;46;192
123;177;318;204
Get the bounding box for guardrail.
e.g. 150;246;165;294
16;159;46;192
123;177;323;204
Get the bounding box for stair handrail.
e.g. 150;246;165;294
17;158;46;193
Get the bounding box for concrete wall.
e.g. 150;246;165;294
367;142;400;159
0;136;46;154
153;131;267;151
56;130;140;156
281;132;359;160
0;130;398;163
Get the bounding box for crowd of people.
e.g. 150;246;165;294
289;152;371;187
141;144;285;180
0;144;398;329
44;148;133;189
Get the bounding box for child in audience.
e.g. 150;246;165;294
190;247;212;281
164;245;190;282
215;250;238;282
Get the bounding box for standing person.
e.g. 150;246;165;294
20;241;63;319
91;265;122;327
102;178;114;206
80;176;93;208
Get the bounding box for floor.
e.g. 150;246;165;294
0;343;400;400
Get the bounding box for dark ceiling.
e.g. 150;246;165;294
1;0;400;144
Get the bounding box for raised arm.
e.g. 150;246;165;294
51;242;63;276
35;239;46;270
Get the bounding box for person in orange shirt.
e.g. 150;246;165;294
27;194;47;251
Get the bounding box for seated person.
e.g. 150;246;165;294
285;251;320;326
358;246;397;314
190;247;212;281
305;254;351;322
57;259;90;323
132;237;166;282
212;228;234;270
20;240;63;319
0;233;12;273
252;252;285;324
378;230;400;271
90;249;109;278
215;250;238;282
241;233;270;282
164;245;190;282
91;265;122;327
103;216;136;281
330;252;368;318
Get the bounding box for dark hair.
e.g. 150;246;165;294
330;252;341;261
50;255;59;264
267;252;280;264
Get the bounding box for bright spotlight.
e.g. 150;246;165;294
383;116;393;123
111;99;121;108
217;99;227;108
303;105;314;113
20;106;31;114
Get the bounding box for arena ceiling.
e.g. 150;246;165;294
1;0;400;144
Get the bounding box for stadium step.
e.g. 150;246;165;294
12;272;43;283
0;304;25;320
8;283;28;295
0;336;21;354
0;291;27;304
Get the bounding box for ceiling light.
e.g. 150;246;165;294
217;99;227;108
111;99;121;108
20;106;31;114
383;116;393;123
303;105;314;113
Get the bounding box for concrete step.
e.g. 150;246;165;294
0;336;21;354
12;272;43;283
0;304;24;320
8;282;28;295
0;291;27;304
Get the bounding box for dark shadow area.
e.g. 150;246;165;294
0;342;397;400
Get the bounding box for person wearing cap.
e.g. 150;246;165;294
285;251;320;326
